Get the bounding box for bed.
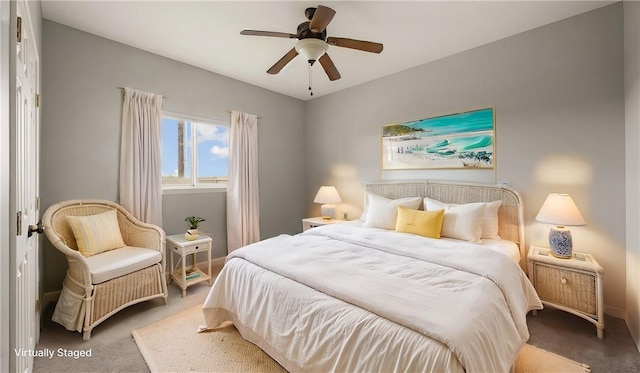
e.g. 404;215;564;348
202;180;542;372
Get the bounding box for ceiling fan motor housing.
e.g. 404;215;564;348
297;22;327;41
305;7;316;20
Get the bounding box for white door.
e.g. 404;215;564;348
0;1;9;371
13;1;40;371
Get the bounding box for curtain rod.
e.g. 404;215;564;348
117;86;168;99
228;110;262;119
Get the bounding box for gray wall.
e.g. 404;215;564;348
40;4;633;316
41;20;306;293
304;4;627;313
625;0;640;350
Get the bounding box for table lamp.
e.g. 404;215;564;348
535;193;586;258
314;186;342;220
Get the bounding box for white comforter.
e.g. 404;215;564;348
203;224;542;372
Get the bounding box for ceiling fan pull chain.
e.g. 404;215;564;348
308;63;313;96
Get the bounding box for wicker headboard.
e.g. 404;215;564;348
363;180;526;269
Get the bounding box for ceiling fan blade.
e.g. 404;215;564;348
309;5;336;33
267;48;299;75
327;37;383;54
318;53;341;81
241;30;297;39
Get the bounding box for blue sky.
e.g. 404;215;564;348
161;117;229;178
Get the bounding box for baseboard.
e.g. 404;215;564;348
41;290;61;311
622;310;640;353
604;304;626;320
197;256;226;270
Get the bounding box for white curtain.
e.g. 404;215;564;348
227;110;260;252
119;87;163;226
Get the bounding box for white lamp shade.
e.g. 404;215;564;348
295;39;328;61
535;193;586;227
314;186;342;204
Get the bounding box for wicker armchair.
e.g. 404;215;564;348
42;199;168;340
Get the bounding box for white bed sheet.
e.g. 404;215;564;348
203;223;541;373
348;219;521;263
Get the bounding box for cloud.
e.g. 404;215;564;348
197;123;229;144
161;169;179;177
210;145;229;158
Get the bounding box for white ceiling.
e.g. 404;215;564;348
41;1;614;101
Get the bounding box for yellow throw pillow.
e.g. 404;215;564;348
66;210;126;257
395;206;445;239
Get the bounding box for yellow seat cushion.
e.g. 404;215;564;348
66;210;126;257
395;206;445;239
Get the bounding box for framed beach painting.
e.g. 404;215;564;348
382;107;495;170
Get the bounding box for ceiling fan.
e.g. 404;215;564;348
240;5;383;83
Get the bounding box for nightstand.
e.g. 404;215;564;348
302;217;346;232
527;245;604;338
166;233;213;297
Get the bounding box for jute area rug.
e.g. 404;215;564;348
132;304;590;373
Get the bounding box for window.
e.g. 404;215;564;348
161;113;229;188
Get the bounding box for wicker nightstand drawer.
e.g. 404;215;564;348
533;263;596;316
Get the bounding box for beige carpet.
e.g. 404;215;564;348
133;304;590;373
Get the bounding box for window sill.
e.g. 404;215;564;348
162;186;227;195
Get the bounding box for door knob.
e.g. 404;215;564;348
28;220;44;237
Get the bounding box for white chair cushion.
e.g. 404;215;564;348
84;246;162;284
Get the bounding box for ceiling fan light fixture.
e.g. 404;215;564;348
242;5;381;82
295;38;328;62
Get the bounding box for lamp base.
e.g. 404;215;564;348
320;204;336;220
549;226;573;259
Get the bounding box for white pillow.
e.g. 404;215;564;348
424;197;502;239
480;200;502;239
423;197;487;243
363;194;422;230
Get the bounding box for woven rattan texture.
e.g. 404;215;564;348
363;181;522;242
534;263;596;316
91;265;165;324
42;199;168;339
363;180;525;269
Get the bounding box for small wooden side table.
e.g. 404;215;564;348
527;245;604;338
166;233;213;297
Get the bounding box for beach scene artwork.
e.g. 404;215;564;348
382;108;495;170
